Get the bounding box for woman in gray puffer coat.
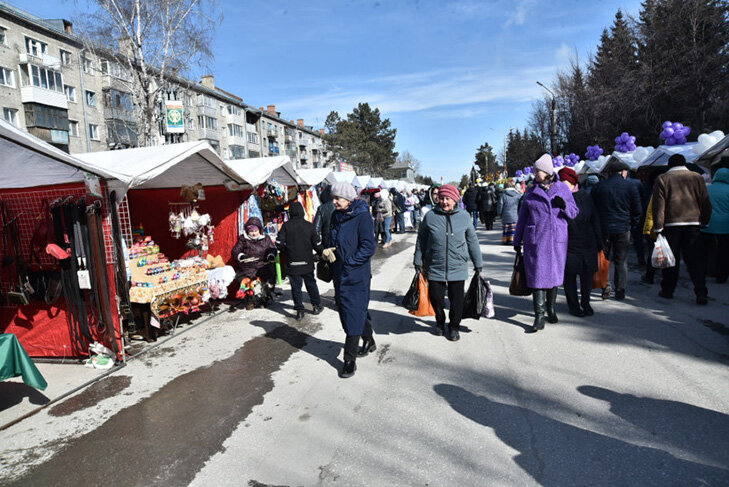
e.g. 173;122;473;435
497;181;521;245
414;184;483;341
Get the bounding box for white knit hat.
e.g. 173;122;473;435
533;154;554;175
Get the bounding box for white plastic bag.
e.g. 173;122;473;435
651;234;676;269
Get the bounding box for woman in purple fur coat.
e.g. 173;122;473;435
514;154;579;333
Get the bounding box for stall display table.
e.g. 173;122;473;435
0;334;48;390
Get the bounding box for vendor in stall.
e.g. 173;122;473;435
232;217;278;307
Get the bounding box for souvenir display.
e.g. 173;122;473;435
168;206;214;253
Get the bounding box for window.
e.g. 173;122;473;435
69;120;79;137
28;65;63;92
196;94;215;108
82;57;93;74
105;89;133;111
86;90;96;107
24;36;47;56
197;115;217;131
100;60;132;81
228;123;244;138
88;123;99;140
0;27;7;46
64;85;76;102
23;103;68;130
247;132;258;144
60;49;72;66
228;105;242;116
0;67;14;87
2;107;18;126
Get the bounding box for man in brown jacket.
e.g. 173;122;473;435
652;154;712;304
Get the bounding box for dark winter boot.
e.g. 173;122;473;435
546;287;559;323
447;324;460;342
341;335;359;378
527;289;547;333
358;319;376;357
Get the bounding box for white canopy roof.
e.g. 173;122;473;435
367;177;383;188
353;174;371;189
639;143;699;168
75;141;245;195
298;168;335;186
0;118;117;189
224;156;301;187
330;171;358;185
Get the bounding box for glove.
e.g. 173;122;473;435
265;250;276;262
475;267;482;274
237;252;247;263
414;265;422;273
552;196;566;210
322;247;336;263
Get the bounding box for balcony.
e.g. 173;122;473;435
268;146;280;155
198;127;219;141
286;150;297;159
21;86;68;109
104;107;135;123
300;153;308;160
226;134;246;146
267;127;279;138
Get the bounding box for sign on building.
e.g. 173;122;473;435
165;100;184;133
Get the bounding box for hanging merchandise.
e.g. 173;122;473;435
167;204;215;254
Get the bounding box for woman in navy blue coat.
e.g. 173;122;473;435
324;182;376;378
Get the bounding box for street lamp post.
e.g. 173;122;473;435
536;81;557;155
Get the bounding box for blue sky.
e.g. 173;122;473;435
20;0;643;182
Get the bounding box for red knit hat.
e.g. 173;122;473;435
558;167;579;186
438;184;460;202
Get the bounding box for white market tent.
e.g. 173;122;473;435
329;171;358;185
0;118;117;189
76;141;246;196
353;174;371;189
367;177;383;188
638;143;700;169
298;168;335;187
224;155;301;188
696;134;729;169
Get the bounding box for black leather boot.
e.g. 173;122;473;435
546;287;559;323
527;289;547;333
358;336;376;357
341;335;359;378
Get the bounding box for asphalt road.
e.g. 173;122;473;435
2;227;728;486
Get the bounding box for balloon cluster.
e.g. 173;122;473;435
660;121;691;146
693;130;725;155
515;170;523;177
564;153;580;167
614;132;637;152
585;145;604;161
552;156;564;168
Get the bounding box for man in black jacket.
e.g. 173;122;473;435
478;184;497;230
463;185;479;229
592;158;642;300
277;202;324;320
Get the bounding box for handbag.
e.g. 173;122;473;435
409;272;435;317
316;258;332;283
592;250;610;289
402;271;420;311
509;249;531;296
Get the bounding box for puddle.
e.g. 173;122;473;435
49;376;132;417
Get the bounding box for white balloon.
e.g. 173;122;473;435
710;130;725;139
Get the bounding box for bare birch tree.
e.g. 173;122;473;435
77;0;221;146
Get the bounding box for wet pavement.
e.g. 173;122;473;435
2;228;729;486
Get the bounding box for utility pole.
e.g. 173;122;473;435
536;81;557;155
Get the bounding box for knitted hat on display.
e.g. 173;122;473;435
331;181;358;201
557;167;579;186
668;154;686;168
534;153;554;175
438;184;460;202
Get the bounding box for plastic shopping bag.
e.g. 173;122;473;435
651;234;676;269
409;273;435;317
462;272;495;320
592;250;610;289
402;271;421;311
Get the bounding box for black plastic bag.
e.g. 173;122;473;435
462;272;493;320
402;271;421;311
316;259;332;283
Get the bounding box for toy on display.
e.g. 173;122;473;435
168;206;215;253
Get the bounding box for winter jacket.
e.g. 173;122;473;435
392;191;406;213
565;190;602;275
652;166;712;232
477;187;496;212
331;199;376;336
497;188;521;225
514;181;579;289
702;168;729;234
591;173;642;237
379;195;394;218
313;186;335;248
277;202;324;275
413;205;483;282
231;217;277;279
463;187;479;212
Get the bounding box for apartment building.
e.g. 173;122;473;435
0;1;331;169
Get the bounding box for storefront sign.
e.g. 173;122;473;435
165;100;184;133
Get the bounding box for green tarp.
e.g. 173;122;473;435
0;334;47;390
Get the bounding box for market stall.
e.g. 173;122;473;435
0;119;124;360
76;142;248;339
298;168;335;187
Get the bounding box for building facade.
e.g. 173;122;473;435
0;2;332;169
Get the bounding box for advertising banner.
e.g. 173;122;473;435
165;100;184;133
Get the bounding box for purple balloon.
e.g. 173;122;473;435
664;127;675;137
663;121;673;129
666;137;676;146
673;122;684;131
